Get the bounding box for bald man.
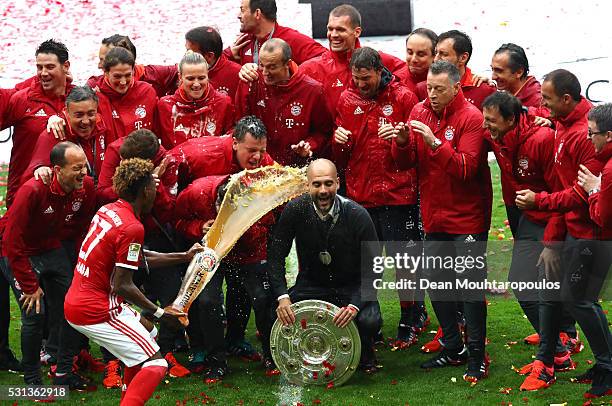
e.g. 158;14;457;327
267;159;383;373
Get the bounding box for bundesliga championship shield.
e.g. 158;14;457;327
270;300;361;386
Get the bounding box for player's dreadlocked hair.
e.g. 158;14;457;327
112;158;154;201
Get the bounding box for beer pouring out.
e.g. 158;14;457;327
171;165;308;326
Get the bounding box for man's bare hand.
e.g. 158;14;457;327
577;164;601;194
34;166;53;185
533;116;552;127
152;156;170;188
471;73;494;87
230;34;251;61
185;242;205;261
333;306;357;328
394;122;410;146
410;120;437;148
537;247;561;281
276;298;295;326
291;140;312;158
47;115;66;140
161;306;188;328
515;189;536;209
20;287;44;315
334;127;351;144
378;123;396;141
238;63;258;82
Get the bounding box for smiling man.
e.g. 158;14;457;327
268;159;383;373
25;86;108;185
333;47;421;348
1;40;75;207
0;142;96;390
235;38;333;166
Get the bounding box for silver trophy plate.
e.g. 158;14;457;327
270;299;361;386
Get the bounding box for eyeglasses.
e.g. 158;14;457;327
587;129;607;139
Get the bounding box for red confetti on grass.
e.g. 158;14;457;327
155;395;160;399
312;371;318;380
390;379;398;385
499;387;512;394
586;360;593;365
312;400;321;405
326;382;334;389
521;397;528;403
301;318;307;329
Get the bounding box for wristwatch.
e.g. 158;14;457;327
431;138;442;150
588;187;600;196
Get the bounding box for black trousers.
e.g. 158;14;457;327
537;236;612;370
190;261;273;362
285;284;383;364
224;266;254;344
0;249;80;383
509;215;575;349
0;262;11;359
142;232;185;355
423;232;488;354
367;205;423;318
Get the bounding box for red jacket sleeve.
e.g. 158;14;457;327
154;98;174;149
24;131;57;183
3;183;40;294
331;94;353;170
535;138;601;212
0;88;17;128
543;214;567;247
96;143;121;205
430;113;484;181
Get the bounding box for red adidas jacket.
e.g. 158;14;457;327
534;97;603;240
235;63;333;166
299;39;406;116
223;22;326;65
396;64;428;94
96;137;167;206
155;86;235;149
486;112;565;242
1;78;74;207
515;76;542;109
333;74;418;207
0;88;17;129
209;54;242;98
0;175;95;294
175;175;273;264
96;78;157;142
416;67;496;111
392;90;491;234
588;144;612;239
25;112;108;184
161;135;275;195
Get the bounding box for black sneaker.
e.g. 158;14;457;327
463;352;490;383
53;372;92;391
373;328;384;345
412;305;430;333
391;324;417;350
0;350;22;373
584;367;612;399
573;366;596;384
421;346;468;369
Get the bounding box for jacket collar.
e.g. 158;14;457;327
556;97;591;128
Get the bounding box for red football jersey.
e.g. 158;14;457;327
64;199;144;325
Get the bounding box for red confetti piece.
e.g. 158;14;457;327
521;398;528;403
326;382;334;389
312;371;318;380
499;387;512;394
155;395;160;399
390;379;398;385
301;318;307;329
313;400;321;405
586;359;593;364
